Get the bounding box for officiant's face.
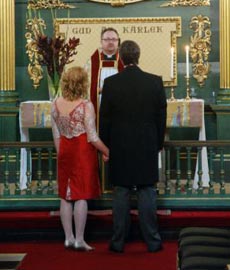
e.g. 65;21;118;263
101;30;119;55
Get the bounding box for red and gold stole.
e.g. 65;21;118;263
90;49;124;127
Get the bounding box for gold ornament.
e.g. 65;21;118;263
190;15;211;86
161;0;210;7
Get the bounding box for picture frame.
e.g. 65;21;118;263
55;17;182;87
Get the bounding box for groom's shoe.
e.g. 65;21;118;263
148;244;163;253
109;244;124;253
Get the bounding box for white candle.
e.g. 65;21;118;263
185;45;189;77
170;47;174;79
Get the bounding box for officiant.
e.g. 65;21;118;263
85;27;124;128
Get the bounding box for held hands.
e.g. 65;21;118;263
102;154;109;162
102;148;109;162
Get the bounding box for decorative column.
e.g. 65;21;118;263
217;0;230;104
0;0;19;141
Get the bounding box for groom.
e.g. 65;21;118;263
99;40;167;253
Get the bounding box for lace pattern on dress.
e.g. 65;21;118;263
51;100;99;142
51;114;60;139
84;101;99;142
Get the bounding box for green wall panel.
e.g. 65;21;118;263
13;0;220;141
15;0;220;100
0;110;19;141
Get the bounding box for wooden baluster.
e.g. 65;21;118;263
197;147;203;194
186;147;192;194
175;147;181;194
165;147;171;195
219;147;225;194
3;148;10;195
15;149;21;195
208;147;214;194
47;147;54;195
36;148;42;195
26;148;32;195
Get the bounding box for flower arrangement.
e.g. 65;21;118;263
37;34;80;98
25;0;80;98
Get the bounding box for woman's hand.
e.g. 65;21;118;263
102;154;109;162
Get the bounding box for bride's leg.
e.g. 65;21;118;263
60;198;75;245
73;199;94;250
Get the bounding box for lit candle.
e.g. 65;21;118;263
185;45;189;78
170;47;174;79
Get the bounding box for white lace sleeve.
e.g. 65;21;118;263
51;105;60;139
84;101;99;142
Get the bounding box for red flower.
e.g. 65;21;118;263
36;34;80;95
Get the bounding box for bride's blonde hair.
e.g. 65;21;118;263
61;66;88;101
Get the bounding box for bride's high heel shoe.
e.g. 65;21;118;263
73;241;95;251
64;239;75;249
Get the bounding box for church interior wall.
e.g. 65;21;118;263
14;0;219;141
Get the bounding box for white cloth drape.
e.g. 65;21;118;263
193;100;210;188
19;101;52;190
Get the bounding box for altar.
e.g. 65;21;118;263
19;99;209;189
165;98;209;188
19;101;52;189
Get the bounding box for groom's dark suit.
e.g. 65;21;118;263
99;65;167;252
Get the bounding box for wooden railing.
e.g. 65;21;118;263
1;141;230;210
160;140;230;209
0;142;58;210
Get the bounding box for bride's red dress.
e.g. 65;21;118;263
51;100;101;200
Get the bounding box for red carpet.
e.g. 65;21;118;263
1;210;230;230
0;240;177;270
2;210;230;269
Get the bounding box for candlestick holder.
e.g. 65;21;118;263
185;76;191;100
170;86;176;101
169;76;176;101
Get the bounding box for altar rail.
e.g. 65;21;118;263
1;141;230;210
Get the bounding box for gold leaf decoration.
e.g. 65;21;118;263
160;0;210;7
25;0;76;90
25;18;46;89
88;0;144;7
189;15;211;86
27;0;75;9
